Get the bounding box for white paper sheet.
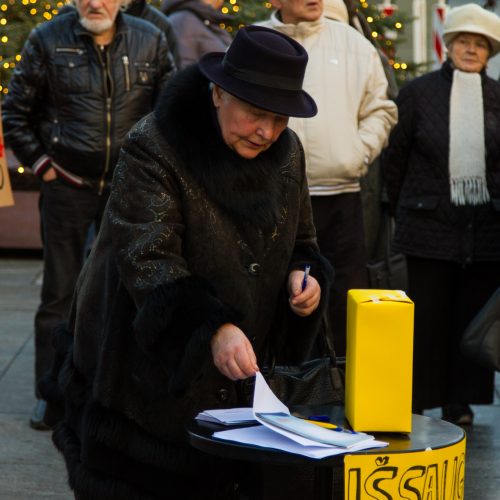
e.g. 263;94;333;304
213;425;388;460
255;412;375;448
253;372;340;448
252;371;290;415
207;371;389;458
195;407;256;425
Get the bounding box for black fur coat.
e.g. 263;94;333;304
41;66;333;499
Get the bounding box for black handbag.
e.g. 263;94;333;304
460;287;500;372
366;209;408;290
263;315;344;407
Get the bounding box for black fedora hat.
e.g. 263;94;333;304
198;25;317;118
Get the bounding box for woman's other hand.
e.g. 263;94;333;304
42;167;57;182
211;323;259;380
288;269;321;317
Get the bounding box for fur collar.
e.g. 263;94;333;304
154;65;292;228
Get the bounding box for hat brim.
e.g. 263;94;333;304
443;29;500;58
199;53;318;118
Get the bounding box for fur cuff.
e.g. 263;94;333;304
133;276;243;395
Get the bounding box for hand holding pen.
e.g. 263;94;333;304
288;265;321;317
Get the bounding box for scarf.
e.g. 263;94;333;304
449;69;490;206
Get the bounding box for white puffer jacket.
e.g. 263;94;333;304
258;14;398;194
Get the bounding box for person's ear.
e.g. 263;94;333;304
270;0;284;10
212;85;223;108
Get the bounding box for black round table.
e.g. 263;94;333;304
187;405;465;499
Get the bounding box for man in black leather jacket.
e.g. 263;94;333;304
2;0;175;430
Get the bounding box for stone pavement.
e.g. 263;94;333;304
0;256;499;499
0;256;71;499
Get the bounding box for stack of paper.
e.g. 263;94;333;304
211;372;388;459
195;408;256;426
255;412;374;448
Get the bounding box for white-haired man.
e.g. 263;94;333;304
3;0;175;429
258;0;398;356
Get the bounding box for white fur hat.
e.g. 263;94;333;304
323;0;349;24
443;3;500;58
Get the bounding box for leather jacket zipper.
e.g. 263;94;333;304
122;55;131;92
96;45;114;196
99;97;112;195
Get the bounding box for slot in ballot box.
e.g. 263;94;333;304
345;289;414;433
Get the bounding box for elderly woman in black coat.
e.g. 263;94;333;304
41;26;333;499
382;4;500;425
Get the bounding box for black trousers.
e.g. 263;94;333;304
311;193;368;356
34;179;107;394
407;256;498;410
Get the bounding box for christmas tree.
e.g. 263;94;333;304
0;0;67;96
354;0;421;84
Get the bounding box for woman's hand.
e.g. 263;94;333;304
288;269;321;317
211;323;259;380
42;167;57;182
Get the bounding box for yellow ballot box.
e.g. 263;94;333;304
345;289;414;433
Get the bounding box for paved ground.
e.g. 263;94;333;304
0;256;70;499
0;256;499;499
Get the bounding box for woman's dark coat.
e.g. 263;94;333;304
382;60;500;265
382;61;500;411
41;66;332;499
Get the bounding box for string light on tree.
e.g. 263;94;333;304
358;0;419;84
217;0;272;33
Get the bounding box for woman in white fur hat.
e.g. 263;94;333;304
382;4;500;426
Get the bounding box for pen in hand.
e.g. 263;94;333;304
301;265;311;292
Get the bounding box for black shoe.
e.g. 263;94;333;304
29;399;52;431
442;404;474;426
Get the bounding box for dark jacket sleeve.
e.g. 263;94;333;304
142;6;180;68
381;83;416;214
108;127;195;305
154;32;177;101
168;11;229;68
107;123;240;393
163;16;180;68
2;28;48;168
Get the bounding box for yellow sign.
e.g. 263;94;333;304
0;104;15;208
345;437;466;500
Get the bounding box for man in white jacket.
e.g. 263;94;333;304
258;0;398;356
